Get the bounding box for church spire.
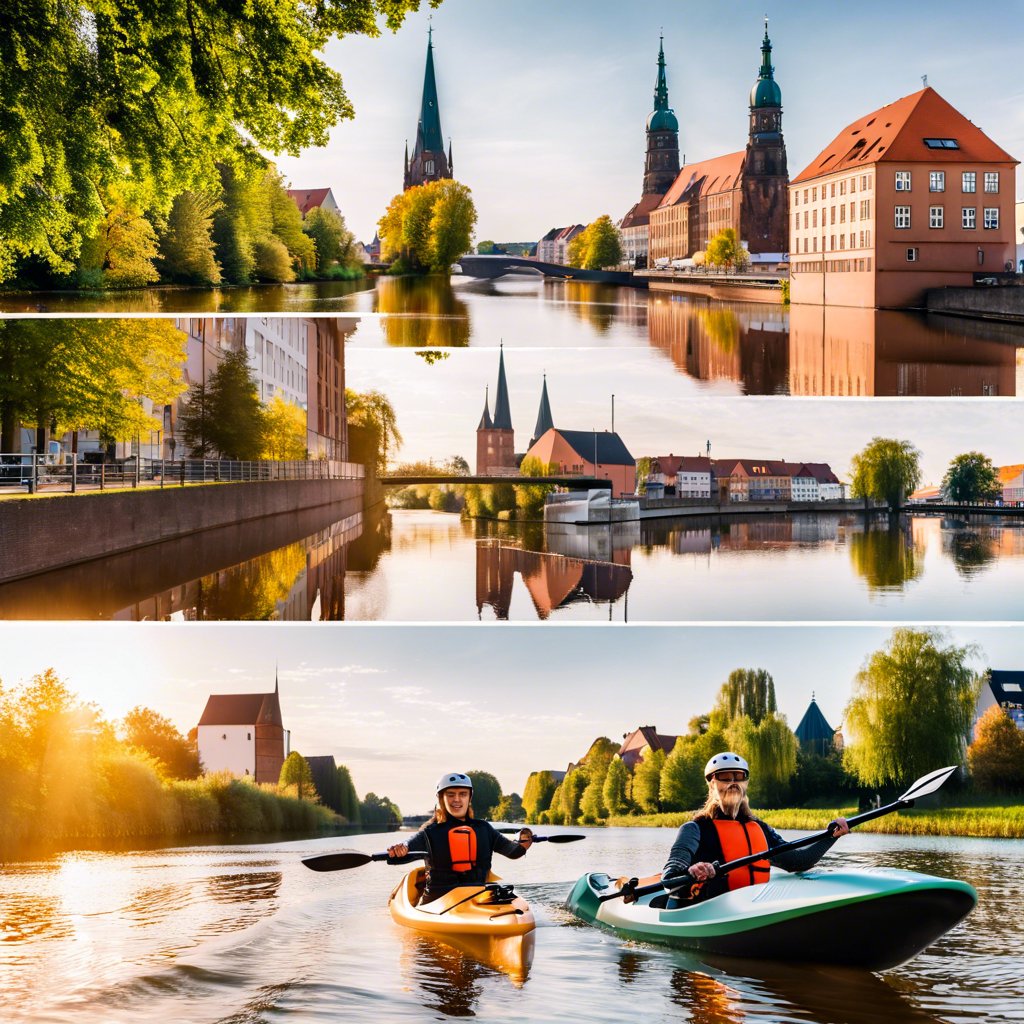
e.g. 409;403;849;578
653;34;669;113
492;343;512;430
477;386;493;430
642;35;680;196
532;373;554;446
405;26;453;189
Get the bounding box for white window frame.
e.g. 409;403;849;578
962;207;977;229
984;172;999;194
895;171;912;191
894;206;911;229
906;248;918;262
983;207;999;230
929;171;945;192
962;172;976;193
929;206;944;229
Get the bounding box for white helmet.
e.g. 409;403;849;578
704;752;750;780
436;771;474;794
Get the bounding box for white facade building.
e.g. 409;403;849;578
245;318;309;409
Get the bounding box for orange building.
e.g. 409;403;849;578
526;428;636;498
790;87;1018;309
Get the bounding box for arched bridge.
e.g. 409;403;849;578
456;254;637;286
380;474;611;489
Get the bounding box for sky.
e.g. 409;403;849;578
0;622;1019;814
347;345;1024;484
272;0;1024;242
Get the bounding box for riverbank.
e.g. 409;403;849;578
605;803;1024;838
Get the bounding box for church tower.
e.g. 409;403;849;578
404;27;453;190
643;36;680;196
529;374;554;449
741;21;789;253
475;346;516;475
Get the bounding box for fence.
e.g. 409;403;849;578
0;454;364;496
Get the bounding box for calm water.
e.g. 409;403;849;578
2;827;1019;1024
2;509;1022;622
4;276;1021;395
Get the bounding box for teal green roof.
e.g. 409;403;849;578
648;108;679;132
648;36;678;134
750;24;782;109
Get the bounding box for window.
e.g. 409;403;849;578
850;177;857;194
906;248;918;262
804;189;809;203
929;171;945;192
812;209;818;227
895;171;911;191
962;207;977;229
894;206;911;229
812;187;817;201
984;207;999;229
861;174;871;191
860;199;871;219
839;179;847;196
962;172;976;193
984;172;999;193
425;159;435;174
924;138;959;149
929;206;944;229
830;206;836;224
794;192;800;206
794;212;800;229
840;205;846;223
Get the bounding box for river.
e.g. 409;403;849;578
2;827;1018;1024
3;509;1021;621
3;276;1021;396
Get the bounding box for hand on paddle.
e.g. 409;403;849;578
387;842;409;859
517;828;534;851
827;816;851;838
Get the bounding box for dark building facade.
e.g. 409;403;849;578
404;27;453;190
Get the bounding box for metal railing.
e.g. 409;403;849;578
0;453;364;496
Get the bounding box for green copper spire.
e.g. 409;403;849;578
419;25;444;153
647;34;679;133
750;18;783;109
492;344;512;431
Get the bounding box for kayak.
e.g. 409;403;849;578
389;867;536;939
567;868;976;970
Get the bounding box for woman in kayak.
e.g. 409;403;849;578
624;751;850;907
387;771;533;904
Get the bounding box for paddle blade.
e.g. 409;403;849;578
543;834;586;843
899;765;959;803
302;850;372;872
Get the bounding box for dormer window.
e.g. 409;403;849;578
923;138;959;149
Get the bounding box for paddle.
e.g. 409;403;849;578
599;765;959;904
495;830;586;844
302;849;427;873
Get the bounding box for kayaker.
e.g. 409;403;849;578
386;772;533;904
622;751;850;907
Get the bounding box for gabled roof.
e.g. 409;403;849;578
658;151;746;209
652;454;712;476
198;689;283;728
558;429;635;467
793;87;1017;184
988;670;1024;705
286;188;333;216
619;725;679;766
997;464;1024;484
794;697;834;746
620;192;665;230
725;458;792;478
802;462;841;485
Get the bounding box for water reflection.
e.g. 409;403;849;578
943;522;1000;578
374;276;471;347
848;517;925;591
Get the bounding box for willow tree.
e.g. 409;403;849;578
725;714;798;808
522;770;559;823
850;437;922;510
843;628;980;789
715;669;777;726
632;749;667;814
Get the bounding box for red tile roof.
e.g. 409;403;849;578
658;151;746;209
198;690;283;727
793;87;1017;184
620;193;665;230
653;455;712;475
287;188;333;216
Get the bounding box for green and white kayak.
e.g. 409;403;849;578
567;868;977;971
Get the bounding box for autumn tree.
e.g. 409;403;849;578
77;196;160;288
567;216;622;270
122;707;200;780
942;452;1002;504
850;437;922;510
968;705;1024;792
705;228;750;270
279;752;319;801
159;191;223;285
843;628;980;789
346;388;402;474
261;394;307;460
377;179;476;274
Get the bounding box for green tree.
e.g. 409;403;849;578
554;767;588;825
159;191;223;285
377;179;476;274
360;792;402;826
493;792;525;822
428;180;477;271
714;669;778;726
269;176;316;275
179;349;265;460
303;206;356;272
337;765;361;822
0;318;187;454
0;0;438;285
705;228;750;270
516;455;558;518
967;705;1024;792
725;713;798;808
632;749;667;814
122;707;200;780
567;216;622;270
253;236;297;283
476;240;497;254
346;388;402;474
850;437;922;510
843;628;980;789
942;452;1002;504
659;726;727;812
566;230;587;269
522;770;559;823
279;752;318;801
467;770;502;820
602;757;630;816
261;394;307;460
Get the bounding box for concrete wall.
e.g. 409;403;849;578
0;477;364;583
925;285;1024;322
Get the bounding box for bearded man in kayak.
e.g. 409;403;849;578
387;772;533;904
623;752;850;907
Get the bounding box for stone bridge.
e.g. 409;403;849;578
456;254;638;286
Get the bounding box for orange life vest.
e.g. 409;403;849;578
447;824;478;873
682;817;771;903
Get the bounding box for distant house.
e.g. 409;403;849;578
618;725;680;769
196;680;291;784
794;696;836;757
999;464;1024;504
526;427;636;498
649;455;713;498
974;670;1024;738
286;187;341;219
537;225;584;265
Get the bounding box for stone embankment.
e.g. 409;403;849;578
925;284;1024;323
